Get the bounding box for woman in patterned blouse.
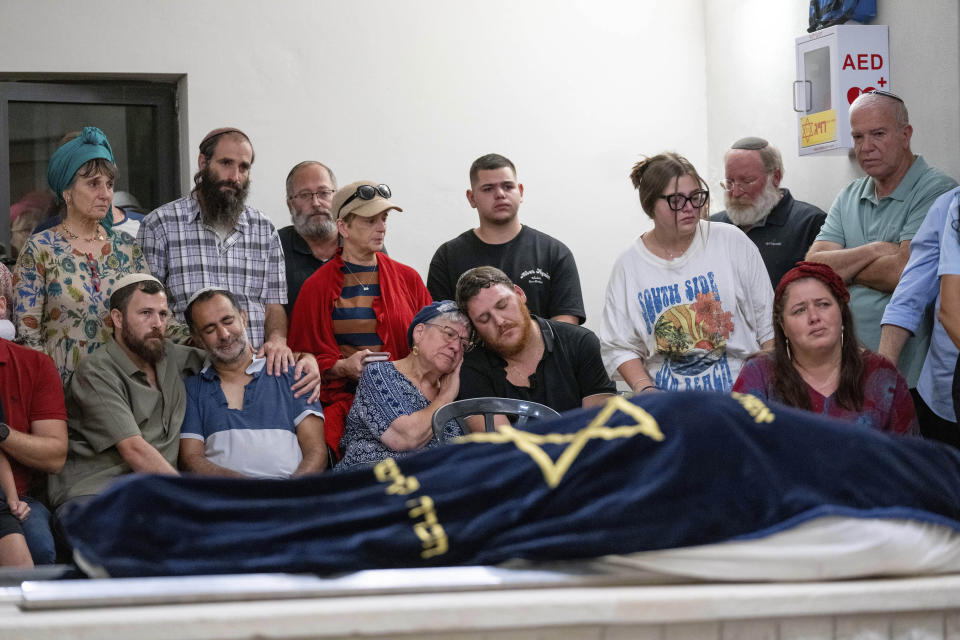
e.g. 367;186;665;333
12;126;150;384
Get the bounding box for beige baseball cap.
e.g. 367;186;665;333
331;181;403;220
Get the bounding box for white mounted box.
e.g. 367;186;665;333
794;24;889;155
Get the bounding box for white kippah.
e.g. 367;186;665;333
113;272;162;292
186;285;232;308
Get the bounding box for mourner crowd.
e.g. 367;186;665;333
2;89;959;567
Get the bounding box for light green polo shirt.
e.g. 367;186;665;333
816;156;957;387
49;339;205;508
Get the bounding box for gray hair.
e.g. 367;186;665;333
850;92;910;127
285;161;338;197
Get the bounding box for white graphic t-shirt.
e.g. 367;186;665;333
599;221;774;392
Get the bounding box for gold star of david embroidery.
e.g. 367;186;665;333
455;396;664;488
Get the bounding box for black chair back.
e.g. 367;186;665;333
431;397;561;436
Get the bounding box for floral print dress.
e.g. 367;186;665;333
12;228;149;384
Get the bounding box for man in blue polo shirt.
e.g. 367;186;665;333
179;288;327;478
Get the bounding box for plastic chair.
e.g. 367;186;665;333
432;397;561;436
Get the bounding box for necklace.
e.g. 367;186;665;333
646;230;690;261
342;261;371;292
61;221;104;242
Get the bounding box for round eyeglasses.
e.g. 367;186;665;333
718;177;760;192
424;322;473;352
660;189;709;212
338;184;391;214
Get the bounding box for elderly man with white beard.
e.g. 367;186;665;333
710;137;826;287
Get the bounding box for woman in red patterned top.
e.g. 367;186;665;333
734;262;918;435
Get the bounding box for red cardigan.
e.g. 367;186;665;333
288;249;432;408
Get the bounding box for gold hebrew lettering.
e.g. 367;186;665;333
373;458;420;495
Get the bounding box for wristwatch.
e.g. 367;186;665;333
0;422;9;444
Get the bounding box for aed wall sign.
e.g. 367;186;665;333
795;25;889;155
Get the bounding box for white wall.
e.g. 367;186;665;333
704;0;960;215
0;0;709;328
1;0;957;327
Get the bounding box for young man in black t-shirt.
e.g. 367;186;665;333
428;153;585;324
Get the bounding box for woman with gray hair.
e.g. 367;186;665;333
338;301;470;470
12;126;150;383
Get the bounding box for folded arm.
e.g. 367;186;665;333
805;240;901;286
852;240;911;292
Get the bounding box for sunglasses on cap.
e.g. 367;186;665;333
338;184;392;214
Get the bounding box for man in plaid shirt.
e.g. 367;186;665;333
138;127;294;374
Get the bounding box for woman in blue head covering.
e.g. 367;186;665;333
337;301;469;470
12;126;150;384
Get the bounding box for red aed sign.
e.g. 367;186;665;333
843;53;884;70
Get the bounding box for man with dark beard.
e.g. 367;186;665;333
278;161;340;316
454;266;614;423
178;288;326;478
137;128;293;377
48;274;206;513
710;137;826;287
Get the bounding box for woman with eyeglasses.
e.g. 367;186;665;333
598;152;774;393
337;300;467;470
289;180;433;462
12;126;150;384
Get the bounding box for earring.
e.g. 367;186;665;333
411;345;420;356
785;339;792;361
841;327;844;350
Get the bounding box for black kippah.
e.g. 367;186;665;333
730;136;769;150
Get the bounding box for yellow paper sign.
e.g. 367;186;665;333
801;109;837;148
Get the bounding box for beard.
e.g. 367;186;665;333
209;328;250;366
292;206;337;239
197;165;250;229
486;300;534;358
122;323;165;365
724;176;781;227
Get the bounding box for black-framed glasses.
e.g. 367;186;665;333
660;189;709;211
424;322;473;352
289;189;335;203
338;184;391;214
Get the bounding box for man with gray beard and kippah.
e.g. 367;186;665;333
710;137;826;288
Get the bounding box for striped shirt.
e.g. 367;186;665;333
137;195;287;348
333;262;382;355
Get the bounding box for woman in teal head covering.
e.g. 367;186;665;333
12;126;151;384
